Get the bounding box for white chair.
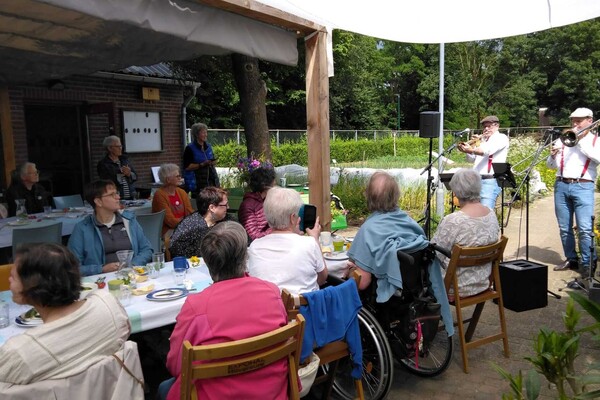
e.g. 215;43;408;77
136;210;165;253
53;194;84;209
12;222;63;257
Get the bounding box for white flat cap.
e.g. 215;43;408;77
570;107;593;118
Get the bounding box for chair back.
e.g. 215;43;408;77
53;194;84;209
136;210;165;253
442;235;509;373
12;222;63;257
0;264;12;291
180;315;305;400
281;271;364;400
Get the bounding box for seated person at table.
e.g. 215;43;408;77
67;180;152;276
431;168;500;299
161;221;289;400
5;162;53;217
346;172;454;334
151;163;194;238
0;243;130;384
168;187;229;259
238;167;276;241
247;187;327;294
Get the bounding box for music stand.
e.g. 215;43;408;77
492;163;516;236
439;172;455;212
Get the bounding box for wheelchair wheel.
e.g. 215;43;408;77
330;308;394;400
393;319;453;377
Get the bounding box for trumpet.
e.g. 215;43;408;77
560;119;600;147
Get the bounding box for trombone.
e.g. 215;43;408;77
560;119;600;147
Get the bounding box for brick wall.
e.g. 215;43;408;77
8;75;187;188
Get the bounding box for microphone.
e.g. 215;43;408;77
452;128;470;137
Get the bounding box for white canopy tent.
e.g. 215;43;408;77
1;0;600;226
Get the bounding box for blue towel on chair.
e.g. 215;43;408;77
300;279;363;379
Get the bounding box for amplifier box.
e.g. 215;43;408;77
499;259;548;312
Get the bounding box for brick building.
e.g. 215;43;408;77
2;65;195;197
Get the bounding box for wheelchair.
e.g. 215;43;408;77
327;244;454;400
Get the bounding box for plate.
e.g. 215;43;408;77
146;287;189;302
51;209;65;213
8;220;31;226
324;251;349;261
45;213;65;219
15;317;41;328
16;308;43;327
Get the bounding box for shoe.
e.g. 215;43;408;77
554;260;579;271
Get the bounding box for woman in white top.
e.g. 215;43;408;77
247;187;328;294
0;243;130;385
432;168;500;299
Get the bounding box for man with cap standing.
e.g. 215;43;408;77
548;107;600;275
457;115;510;209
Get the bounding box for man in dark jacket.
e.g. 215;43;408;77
5;162;53;216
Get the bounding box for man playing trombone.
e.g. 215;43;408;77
457;115;510;210
548;107;600;275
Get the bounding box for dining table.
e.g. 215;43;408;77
0;259;213;345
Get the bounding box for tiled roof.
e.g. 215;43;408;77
119;63;174;79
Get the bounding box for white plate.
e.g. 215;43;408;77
146;288;189;302
324;251;349;261
45;213;65;219
8;220;31;226
16;308;43;327
15;317;41;328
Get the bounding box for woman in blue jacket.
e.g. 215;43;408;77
68;180;152;276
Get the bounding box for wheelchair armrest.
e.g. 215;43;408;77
430;243;451;258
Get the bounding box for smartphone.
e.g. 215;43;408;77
299;204;317;232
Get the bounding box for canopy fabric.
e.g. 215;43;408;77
258;0;600;43
0;0;299;85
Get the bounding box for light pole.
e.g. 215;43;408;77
395;93;401;130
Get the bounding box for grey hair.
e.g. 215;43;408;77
190;123;208;141
102;135;121;150
158;163;180;184
199;221;248;282
19;162;36;178
449;169;481;203
263;187;303;230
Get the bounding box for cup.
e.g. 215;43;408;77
320;231;332;248
119;284;132;306
43;205;52;216
172;256;189;271
0;301;9;329
279;177;287;187
173;267;187;286
332;236;345;252
108;279;124;296
152;252;165;271
148;263;160;279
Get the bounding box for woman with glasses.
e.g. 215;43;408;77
152;163;194;238
5;162;53;216
169;187;229;259
97;135;137;200
68;180;152;276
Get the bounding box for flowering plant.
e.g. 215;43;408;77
234;153;273;186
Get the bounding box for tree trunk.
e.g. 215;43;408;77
231;54;271;160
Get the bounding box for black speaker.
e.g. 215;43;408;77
419;111;440;138
499;259;548;312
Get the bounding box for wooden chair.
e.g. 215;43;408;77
180;315;305;400
443;235;509;373
0;264;12;291
281;271;365;400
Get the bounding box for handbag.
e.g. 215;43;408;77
298;352;320;397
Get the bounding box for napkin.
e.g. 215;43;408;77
132;284;155;296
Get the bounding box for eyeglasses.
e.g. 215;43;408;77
100;191;120;199
110;145;123;148
171;174;181;178
216;202;229;208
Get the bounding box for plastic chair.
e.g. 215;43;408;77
281;271;365;400
53;194;84;209
12;222;63;257
136;210;165;253
0;264;11;291
180;315;305;400
443;235;509;373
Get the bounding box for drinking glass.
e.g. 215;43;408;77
43;205;52;216
152;252;165;270
15;199;27;221
332;236;345;252
319;232;332;248
173;267;186;286
147;263;160;279
119;284;132;306
0;301;9;329
116;250;134;271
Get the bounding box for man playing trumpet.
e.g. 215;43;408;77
547;107;600;275
457;115;509;210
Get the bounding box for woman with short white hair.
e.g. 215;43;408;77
97;135;137;200
247;187;327;294
151;163;194;238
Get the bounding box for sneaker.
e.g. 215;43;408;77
554;260;579;271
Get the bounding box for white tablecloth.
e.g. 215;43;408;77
0;260;212;345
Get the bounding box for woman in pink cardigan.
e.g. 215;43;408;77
238;167;276;241
152;163;194;238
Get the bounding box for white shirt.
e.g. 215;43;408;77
466;131;509;175
247;233;325;295
546;132;600;180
